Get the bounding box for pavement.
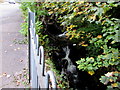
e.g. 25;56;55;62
0;2;29;89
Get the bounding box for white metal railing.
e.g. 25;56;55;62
28;8;57;89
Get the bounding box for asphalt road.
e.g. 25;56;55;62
0;2;28;88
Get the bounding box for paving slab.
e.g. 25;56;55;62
0;2;29;89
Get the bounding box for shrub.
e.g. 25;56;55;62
20;1;120;89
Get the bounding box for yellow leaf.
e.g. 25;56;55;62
74;7;79;12
79;41;85;45
69;25;77;29
88;71;95;75
61;8;66;13
81;37;84;39
69;15;74;19
97;35;102;38
111;41;115;44
81;31;85;33
77;12;83;15
88;15;96;21
109;79;114;82
54;7;58;11
70;35;75;40
90;57;94;59
92;15;96;21
113;71;119;74
48;11;53;15
78;1;84;4
112;83;118;87
82;44;88;47
102;20;106;25
76;34;80;37
66;33;69;36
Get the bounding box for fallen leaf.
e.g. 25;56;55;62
14;49;17;51
20;59;23;62
9;44;13;47
4;51;7;53
3;73;7;77
0;75;3;78
17;47;20;50
7;74;11;78
16;81;20;86
15;72;19;75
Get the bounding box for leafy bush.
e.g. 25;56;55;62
100;71;120;89
20;1;120;89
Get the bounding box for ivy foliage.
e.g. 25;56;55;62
20;1;120;89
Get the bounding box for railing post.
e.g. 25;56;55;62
46;71;57;89
39;46;45;76
36;35;39;55
28;8;31;83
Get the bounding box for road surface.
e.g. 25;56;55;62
0;2;28;89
